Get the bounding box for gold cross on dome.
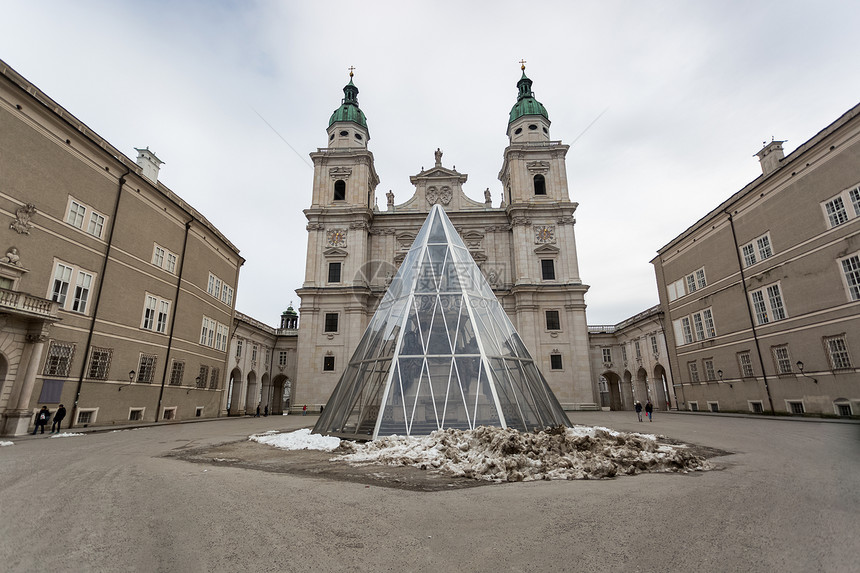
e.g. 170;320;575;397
519;59;527;71
348;65;355;77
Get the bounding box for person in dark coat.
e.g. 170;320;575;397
33;406;50;435
51;404;66;433
264;405;268;417
634;401;643;422
645;400;654;422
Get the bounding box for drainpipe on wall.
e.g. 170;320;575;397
70;165;131;428
656;263;686;409
725;210;775;414
154;219;193;422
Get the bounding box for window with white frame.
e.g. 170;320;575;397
667;278;686;302
209;367;220;389
750;283;787;325
602;348;612;363
787;401;805;414
279;351;288;367
141;294;171;334
207;272;233;306
708;402;720;413
215;323;229;352
137;354;157;383
162;407;176;420
738;351;754;377
688;361;700;383
129;408;144;421
200;317;228;351
220;284;234;306
197;365;209;388
76;408;97;425
44;341;75;377
685;267;707;294
703;358;715;381
741;232;774;267
839;253;860;301
50;261;96;314
252;345;258;362
822;184;860;228
749;401;764;414
65;196;106;239
87;347;112;380
151;244;178;273
772;345;792;374
824;335;852;369
673;308;716;346
236;339;243;358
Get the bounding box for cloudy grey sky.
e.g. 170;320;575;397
3;0;859;327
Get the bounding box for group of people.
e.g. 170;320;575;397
32;404;66;434
634;400;654;422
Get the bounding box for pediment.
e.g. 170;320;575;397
323;247;349;258
533;243;560;255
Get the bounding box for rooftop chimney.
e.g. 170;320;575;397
135;147;164;184
755;139;785;177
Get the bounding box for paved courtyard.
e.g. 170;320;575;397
1;412;857;572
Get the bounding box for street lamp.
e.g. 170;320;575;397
718;369;732;388
118;370;135;391
796;361;818;383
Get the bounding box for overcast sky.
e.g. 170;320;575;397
3;0;859;327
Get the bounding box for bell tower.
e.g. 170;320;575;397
296;68;380;409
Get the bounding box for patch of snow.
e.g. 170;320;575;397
50;432;84;438
334;425;711;482
250;428;341;452
0;441;13;447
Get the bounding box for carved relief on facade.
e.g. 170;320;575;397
306;223;324;231
326;229;347;247
526;160;551;173
10;203;36;234
328;166;353;179
348;221;369;230
556;215;575;225
461;230;484;249
511;216;532;227
426;186;452;206
534;225;556;244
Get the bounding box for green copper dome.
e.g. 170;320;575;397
328;77;368;128
508;71;549;124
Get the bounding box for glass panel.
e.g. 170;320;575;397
399;357;425;433
428;212;447;243
401;304;425;356
415;251;439;293
424;356;453;430
378;361;408;436
414;294;435;350
427;298;453;355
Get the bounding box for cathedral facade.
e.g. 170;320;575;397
294;69;597;411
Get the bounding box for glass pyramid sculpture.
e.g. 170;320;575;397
313;204;572;440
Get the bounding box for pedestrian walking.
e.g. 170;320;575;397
33;406;50;435
264;405;268;417
255;404;260;417
302;404;307;416
645;400;653;422
51;404;66;433
635;401;643;422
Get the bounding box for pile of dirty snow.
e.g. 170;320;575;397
334;425;710;482
50;432;84;438
250;428;341;452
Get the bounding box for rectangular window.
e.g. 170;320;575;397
166;253;177;273
209;367;220;389
545;310;560;331
151;244;177;273
825;196;848;227
750;401;764;414
129;409;144;421
742;233;774;267
323;355;335;371
602;348;612;363
328;262;342;283
207;274;216;296
169;361;184;386
67;200;86;229
200;317;216;347
703;358;715;381
750;283;787;325
252;345;258;362
702;309;716;338
87;347;112;380
825;335;852;369
681;317;693;345
667;278;686;302
71;271;92;313
38;379;64;403
44;341;75;377
236;339;243;358
51;263;73;306
685;267;707;294
788;401;805;414
738;351;754;377
689;402;699;412
221;285;234;306
324;313;339;333
156;300;170;333
142;295;171;333
279;351;288;367
688;362;700;383
137;354;157;383
541;259;555;280
215;323;229;352
152;246;165;267
550;354;563;370
840;254;860;301
692;313;705;341
196;407;204;417
709;402;720;413
850;186;860;216
650;335;659;356
87;211;105;238
621;345;628;362
77;409;95;425
162;408;176;421
635;340;641;358
772;346;792;374
198;365;209;388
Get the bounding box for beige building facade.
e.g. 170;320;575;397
652;103;860;416
294;70;597;412
0;59;243;436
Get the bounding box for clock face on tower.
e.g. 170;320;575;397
327;228;347;247
534;225;555;244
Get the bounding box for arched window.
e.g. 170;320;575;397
534;174;546;195
334;180;346;201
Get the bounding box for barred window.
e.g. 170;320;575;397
545;310;561;331
209;367;220;389
279;351;288;367
772;346;792;374
87;347;112;380
703;358;715;381
324;313;339;333
169;360;185;386
688;361;700;383
602;348;612;363
841;254;860;301
738;351;754;378
44;341;75;377
825;335;852;369
198;365;209;388
137;354;157;383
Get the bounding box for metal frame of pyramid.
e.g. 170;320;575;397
313;205;571;439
